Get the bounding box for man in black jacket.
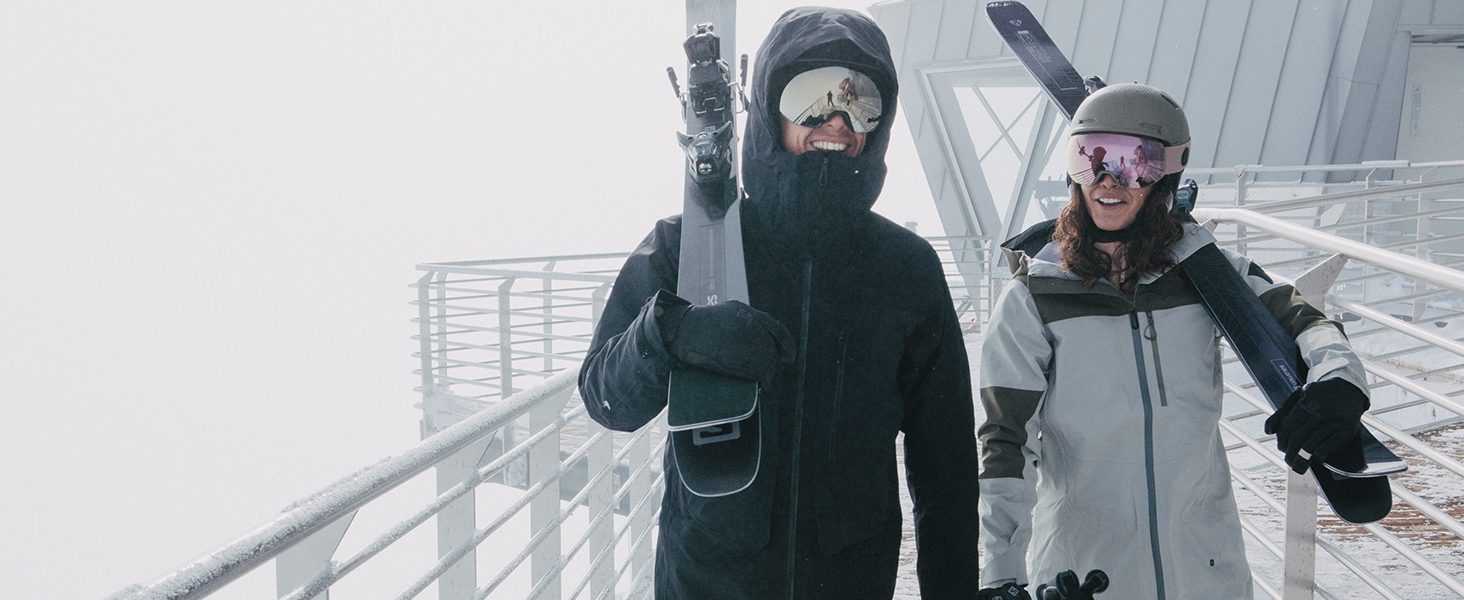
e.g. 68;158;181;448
578;7;980;599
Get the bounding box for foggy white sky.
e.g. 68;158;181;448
0;2;943;598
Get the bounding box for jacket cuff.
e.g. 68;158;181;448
638;289;687;359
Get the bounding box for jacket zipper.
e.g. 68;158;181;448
786;155;828;598
1144;311;1169;407
1130;305;1167;599
828;332;847;461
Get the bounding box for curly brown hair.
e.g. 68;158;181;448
1053;173;1185;294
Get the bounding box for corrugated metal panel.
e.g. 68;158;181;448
934;0;979;62
1108;0;1165;87
1183;0;1252;170
1148;0;1208;101
871;0;1464;235
1331;1;1402;169
1258;0;1346;174
1430;0;1464;25
1070;2;1123;78
1303;0;1372;174
1212;0;1297;170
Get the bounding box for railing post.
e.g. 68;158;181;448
1283;470;1319;599
418;271;438;437
586;418;616;598
499;277;516;398
436;438;493;600
529;386;571;599
591;282;612;331
543;262;556;375
1415;192;1431;321
276;512;355;600
1234;166;1249;255
627;418;655;578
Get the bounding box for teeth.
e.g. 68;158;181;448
812;141;848;152
1096;197;1123;205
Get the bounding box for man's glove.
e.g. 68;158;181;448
976;583;1031;600
652;291;795;387
1264;378;1369;474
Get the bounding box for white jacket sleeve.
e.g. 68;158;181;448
977;279;1051;586
1224;248;1369;394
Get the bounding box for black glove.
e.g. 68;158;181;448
1264;378;1369;474
976;583;1031;600
652;291;794;387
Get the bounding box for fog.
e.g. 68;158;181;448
0;2;942;597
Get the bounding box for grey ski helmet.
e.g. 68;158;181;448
1071;83;1189;147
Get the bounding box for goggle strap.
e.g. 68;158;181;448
1162;141;1191;175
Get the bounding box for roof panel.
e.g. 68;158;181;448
1070;1;1123;78
902;0;945;65
933;0;978;62
1107;0;1164;87
1212;0;1297;169
1183;0;1252;169
1428;0;1464;25
1148;0;1208;102
871;0;1444;236
1258;0;1348;172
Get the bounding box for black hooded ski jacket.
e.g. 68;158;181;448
579;8;979;598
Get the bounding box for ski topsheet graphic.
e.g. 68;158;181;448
986;0;1399;524
665;0;760;498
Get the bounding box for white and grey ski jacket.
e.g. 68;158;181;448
978;223;1367;599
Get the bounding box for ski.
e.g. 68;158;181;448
986;0;1399;524
664;0;760;498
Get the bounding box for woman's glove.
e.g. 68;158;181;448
976;583;1031;600
652;291;795;387
1264;378;1369;474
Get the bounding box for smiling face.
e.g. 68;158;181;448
1081;175;1152;231
780;114;866;157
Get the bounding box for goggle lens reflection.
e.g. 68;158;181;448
779;66;883;134
1066;132;1189;189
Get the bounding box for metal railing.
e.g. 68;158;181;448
411;235;997;431
106;369;669;600
1188;159;1464;599
108;162;1464;599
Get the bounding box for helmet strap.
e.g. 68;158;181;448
1088;222;1138;243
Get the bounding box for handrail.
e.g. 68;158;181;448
1197;202;1464;598
108;369;579;600
1186;158;1464;176
1239;177;1464;215
1193;207;1464;291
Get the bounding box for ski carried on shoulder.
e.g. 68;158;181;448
985;0;1400;524
664;0;760;498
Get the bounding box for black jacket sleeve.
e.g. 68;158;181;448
578;218;682;431
899;279;982;597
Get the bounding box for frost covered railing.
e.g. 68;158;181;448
1188;159;1464;599
410;236;996;422
107;369;667;600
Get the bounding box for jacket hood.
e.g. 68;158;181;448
741;7;898;222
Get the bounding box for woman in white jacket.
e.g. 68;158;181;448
976;83;1371;600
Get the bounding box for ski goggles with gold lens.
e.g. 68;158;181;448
778;66;884;133
1065;132;1190;189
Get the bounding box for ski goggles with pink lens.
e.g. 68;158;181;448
779;66;884;133
1065;132;1190;189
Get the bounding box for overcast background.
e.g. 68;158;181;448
0;2;944;597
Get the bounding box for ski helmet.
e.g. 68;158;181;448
1066;82;1191;196
1070;82;1190;163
